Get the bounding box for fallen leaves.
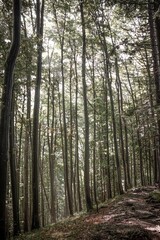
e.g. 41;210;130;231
15;186;160;240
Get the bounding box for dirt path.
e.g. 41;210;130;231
81;186;160;239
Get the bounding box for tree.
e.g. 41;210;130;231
0;0;21;238
52;2;74;216
32;0;44;230
10;93;21;236
47;49;56;223
71;40;82;212
80;0;93;211
148;0;160;186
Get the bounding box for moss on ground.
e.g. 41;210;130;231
147;190;160;203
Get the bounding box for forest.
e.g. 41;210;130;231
0;0;160;239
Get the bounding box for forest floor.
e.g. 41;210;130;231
15;186;160;240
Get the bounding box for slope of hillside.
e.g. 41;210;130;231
15;186;160;240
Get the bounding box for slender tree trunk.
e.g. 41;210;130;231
80;0;93;211
24;72;31;232
22;17;32;231
116;77;127;191
115;58;131;189
125;63;144;186
74;45;82;212
102;76;112;199
102;48;123;194
53;4;73;215
131;125;137;187
95;12;123;194
148;0;160;186
61;41;73;217
92;46;98;211
69;59;73;212
39;141;51;222
144;47;157;183
10;94;21;236
124;120;131;187
0;0;21;238
32;0;44;230
47;55;56;223
16;94;25;204
58;86;69;217
108;71;123;194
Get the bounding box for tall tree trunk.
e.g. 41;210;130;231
92;46;98;210
69;58;73;212
32;0;44;230
58;86;69;217
94;10;123;194
23;15;32;232
125;63;144;186
108;70;123;194
61;36;73;217
24;74;31;232
131;125;137;187
52;4;73;216
80;0;93;211
144;46;157;183
115;58;131;189
116;75;127;191
72;42;82;212
47;52;56;223
0;0;21;238
148;0;160;186
102;76;112;199
102;47;123;194
10;93;21;236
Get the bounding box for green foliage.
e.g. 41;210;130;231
148;190;160;203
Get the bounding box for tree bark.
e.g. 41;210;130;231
32;0;44;230
0;0;21;238
72;41;82;212
148;0;160;186
80;0;93;211
10;94;21;236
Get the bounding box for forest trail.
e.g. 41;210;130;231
16;186;160;240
